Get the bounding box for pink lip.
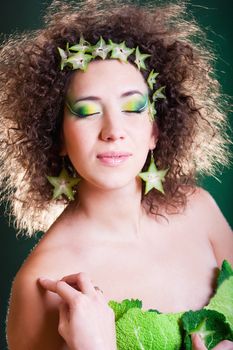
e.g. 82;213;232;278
97;152;132;166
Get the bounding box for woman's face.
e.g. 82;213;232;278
62;59;157;190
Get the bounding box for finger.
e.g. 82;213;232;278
191;334;207;350
60;273;84;289
76;272;97;295
62;272;96;295
38;277;58;292
58;301;69;338
212;340;233;350
56;280;82;305
59;300;70;323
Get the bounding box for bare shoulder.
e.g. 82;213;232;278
7;257;64;350
7;216;87;350
185;187;233;267
6;220;72;350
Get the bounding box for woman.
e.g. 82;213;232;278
1;0;232;349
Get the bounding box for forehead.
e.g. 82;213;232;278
67;59;148;97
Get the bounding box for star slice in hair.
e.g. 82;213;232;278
90;37;112;60
58;47;68;70
47;168;80;201
109;40;135;62
147;69;159;90
134;46;151;70
65;52;93;71
148;100;156;121
152;86;166;101
69;35;91;52
139;158;168;194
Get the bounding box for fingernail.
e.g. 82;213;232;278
38;277;53;284
191;334;197;342
38;277;48;282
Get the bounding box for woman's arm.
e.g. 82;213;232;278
190;189;233;350
188;188;233;267
204;191;233;267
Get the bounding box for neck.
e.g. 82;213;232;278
72;179;146;240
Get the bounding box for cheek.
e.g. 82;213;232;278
132;119;155;148
63;117;95;153
62;122;93;174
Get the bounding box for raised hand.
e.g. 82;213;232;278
39;273;117;350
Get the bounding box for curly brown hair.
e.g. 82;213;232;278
0;0;231;235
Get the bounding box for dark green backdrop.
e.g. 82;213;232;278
0;1;232;349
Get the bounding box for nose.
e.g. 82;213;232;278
99;109;126;142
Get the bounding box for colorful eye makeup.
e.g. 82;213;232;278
66;100;102;118
121;93;148;113
66;92;148;119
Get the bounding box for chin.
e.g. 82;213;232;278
87;176;137;192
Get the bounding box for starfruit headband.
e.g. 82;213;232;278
58;35;166;120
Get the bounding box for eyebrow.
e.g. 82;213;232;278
72;90;146;103
121;90;145;98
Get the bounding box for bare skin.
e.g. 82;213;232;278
38;272;233;350
6;60;233;349
39;273;117;350
7;188;233;350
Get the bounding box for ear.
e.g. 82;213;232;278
149;122;159;150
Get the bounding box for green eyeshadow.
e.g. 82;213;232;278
121;94;148;113
66;100;102;118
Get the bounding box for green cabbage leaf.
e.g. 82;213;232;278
108;260;233;350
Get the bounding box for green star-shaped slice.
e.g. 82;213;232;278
110;40;135;62
134;46;151;70
148;100;157;121
58;47;68;70
152;86;166;101
190;318;215;345
69;35;91;52
139;158;168;194
65;52;93;71
147;69;159;90
89;37;112;60
47;168;80;201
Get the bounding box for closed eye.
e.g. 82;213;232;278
122;105;148;113
121;94;148;114
66;101;102;118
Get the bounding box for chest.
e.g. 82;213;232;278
45;219;219;314
79;230;218;313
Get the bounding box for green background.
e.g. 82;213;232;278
0;1;232;349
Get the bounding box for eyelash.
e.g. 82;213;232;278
76;112;100;118
73;112;144;120
67;102;147;118
74;108;146;118
122;104;148;114
66;103;100;118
